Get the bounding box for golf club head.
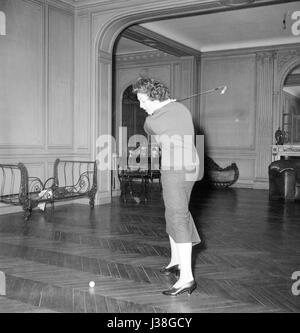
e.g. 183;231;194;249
220;86;227;94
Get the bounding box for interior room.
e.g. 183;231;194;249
0;0;300;313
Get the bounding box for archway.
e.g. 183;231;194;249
91;0;283;203
273;56;300;142
282;64;300;144
121;85;147;144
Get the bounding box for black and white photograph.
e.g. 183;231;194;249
0;0;300;318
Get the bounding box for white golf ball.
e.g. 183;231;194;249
89;281;95;288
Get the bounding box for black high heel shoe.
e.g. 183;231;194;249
162;280;197;296
159;264;180;276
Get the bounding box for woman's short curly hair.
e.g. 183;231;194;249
132;77;171;102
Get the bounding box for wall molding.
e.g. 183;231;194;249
74;0;286;14
115;50;178;65
255;48;274;180
74;13;92;153
208;150;257;157
273;45;300;141
122;25;201;57
201;42;300;58
277;49;300;73
0;144;46;149
25;0;74;11
0;153;91;161
47;5;75;149
99;49;112;62
255;51;276;62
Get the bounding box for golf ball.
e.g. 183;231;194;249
89;281;95;288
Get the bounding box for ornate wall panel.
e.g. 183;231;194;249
96;50;113;203
200;51;277;188
254;51;274;184
48;6;74;148
74;13;91;152
0;0;44;148
201;54;256;150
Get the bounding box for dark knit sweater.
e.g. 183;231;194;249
144;101;199;170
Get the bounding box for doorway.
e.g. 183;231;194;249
122;85;147;146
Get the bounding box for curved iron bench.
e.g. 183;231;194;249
0;159;97;220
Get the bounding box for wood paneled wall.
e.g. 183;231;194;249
200;53;258;188
0;0;91;214
114;46;299;189
200;46;300;189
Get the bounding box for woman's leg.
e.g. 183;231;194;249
166;235;180;268
173;242;194;288
167;178;198;288
160;171;199;288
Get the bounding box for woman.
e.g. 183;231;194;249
132;77;201;296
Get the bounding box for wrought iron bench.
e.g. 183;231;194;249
0;159;97;220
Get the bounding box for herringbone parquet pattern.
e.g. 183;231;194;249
0;185;299;312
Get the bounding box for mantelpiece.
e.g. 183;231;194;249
271;144;300;161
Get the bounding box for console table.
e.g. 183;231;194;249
271;145;300;161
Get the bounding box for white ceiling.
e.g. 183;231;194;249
116;1;300;54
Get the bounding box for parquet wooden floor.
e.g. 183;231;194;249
0;184;299;313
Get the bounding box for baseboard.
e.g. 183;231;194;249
253;178;269;190
95;192;112;205
231;179;254;188
0;204;23;216
231;179;269;190
0;271;5;296
112;189;121;197
0;195;110;217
